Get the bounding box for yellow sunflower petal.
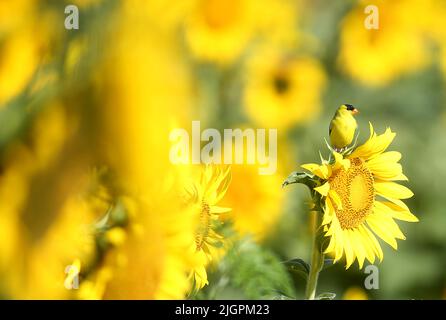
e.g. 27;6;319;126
325;218;344;262
375;181;414;199
328;189;343;210
213;167;232;203
324;233;336;254
343;230;355;269
315;182;330;196
210;206;232;214
193;265;209;289
301;163;320;173
377;195;410;212
333;152;350;171
348;122;375;159
325;221;335;236
322;198;335;226
334;235;344;262
349;230;366;269
367;151;404;180
350;124;395;159
301;163;331;179
321;211;333;226
388;173;409;181
379;201;418;222
368;151;402;164
372;204;406;240
366;214;398;250
362;225;383;262
357;225;376;264
333;223;345;262
370;127;396;157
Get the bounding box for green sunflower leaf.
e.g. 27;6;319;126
283;258;310;281
282;172;316;189
208;240;296;300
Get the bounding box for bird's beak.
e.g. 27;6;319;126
352;108;359;115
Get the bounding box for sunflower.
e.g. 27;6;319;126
85;8;197;300
243;47;326;130
100;199;196;300
9;170;108;299
220;163;285;241
338;0;429;86
0;1;60;106
183;165;232;290
301;123;418;269
0;10;39;106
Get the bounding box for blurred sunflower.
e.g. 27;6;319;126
184;0;257;65
0;0;35;35
343;286;368;300
70;0;103;8
426;1;446;77
100;4;193;185
5;165;111;299
85;6;198;299
338;0;429;86
0;1;61;106
302;123;418;268
77;265;113;300
221;164;285;242
243;47;326;130
0;23;39;106
121;0;196;33
0;103;70;296
183;165;232;290
100;194;196;300
441;47;446;79
0;168;26;285
253;0;299;47
21;190;103;299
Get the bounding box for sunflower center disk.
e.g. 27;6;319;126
329;158;375;229
195;201;211;250
273;75;290;95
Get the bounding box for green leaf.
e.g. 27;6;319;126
316;292;336;300
110;200;128;226
272;293;294;300
283;258;310;281
221;241;296;299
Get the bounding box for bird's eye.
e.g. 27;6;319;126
345;104;355;111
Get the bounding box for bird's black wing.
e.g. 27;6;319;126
329;111;338;135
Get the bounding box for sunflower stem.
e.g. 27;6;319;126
305;211;324;300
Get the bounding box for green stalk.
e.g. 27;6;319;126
305;211;324;300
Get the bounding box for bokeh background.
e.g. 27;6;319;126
0;0;445;299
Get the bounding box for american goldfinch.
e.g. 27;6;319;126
329;104;359;151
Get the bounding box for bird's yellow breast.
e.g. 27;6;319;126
330;112;357;149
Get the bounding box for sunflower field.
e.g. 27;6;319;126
0;0;445;300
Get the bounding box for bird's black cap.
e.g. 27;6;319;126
344;104;355;111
